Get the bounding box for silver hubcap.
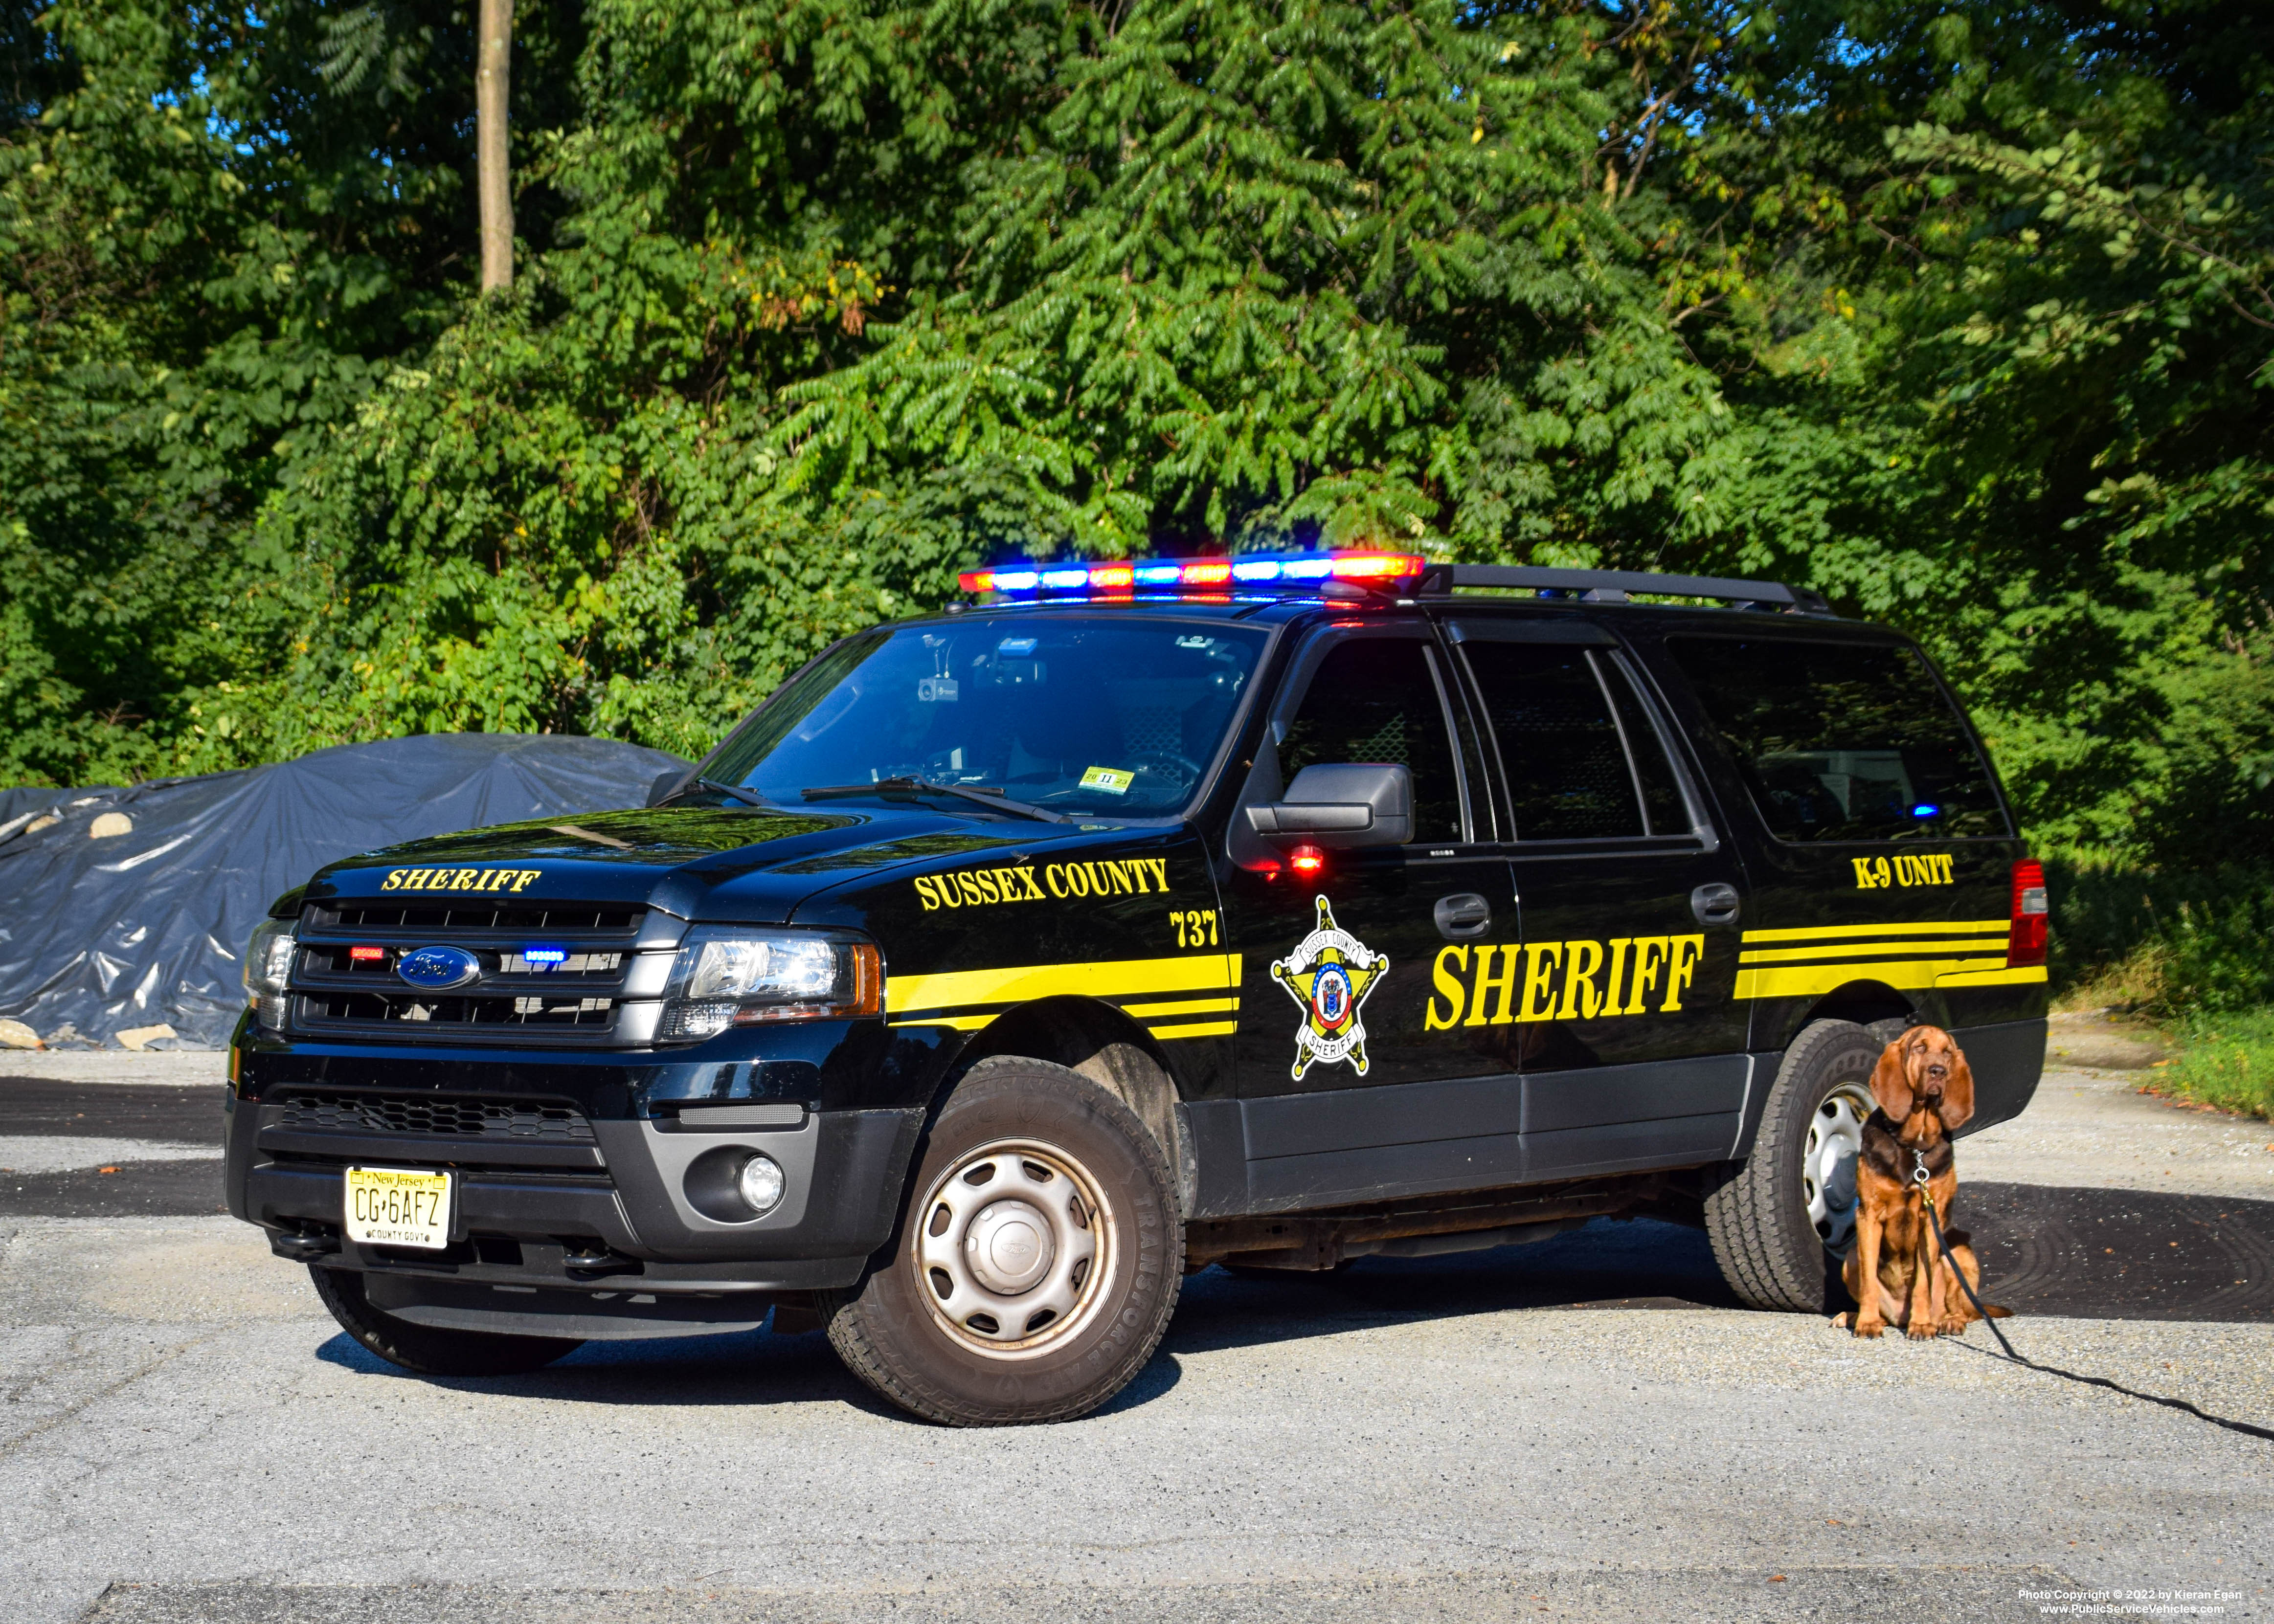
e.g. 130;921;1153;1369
1804;1084;1872;1255
915;1139;1113;1358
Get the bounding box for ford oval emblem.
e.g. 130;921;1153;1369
396;945;481;991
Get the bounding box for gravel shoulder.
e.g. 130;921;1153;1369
1963;1066;2274;1201
0;1051;225;1087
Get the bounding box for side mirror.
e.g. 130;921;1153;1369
645;767;691;808
1244;763;1412;848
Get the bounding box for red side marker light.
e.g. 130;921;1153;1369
1289;845;1326;879
2008;858;2049;967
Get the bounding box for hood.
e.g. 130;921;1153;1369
301;804;1096;924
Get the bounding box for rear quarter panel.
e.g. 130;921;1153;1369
1616;617;2047;1131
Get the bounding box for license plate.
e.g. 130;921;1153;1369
343;1166;453;1250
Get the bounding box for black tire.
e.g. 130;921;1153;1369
309;1266;583;1377
823;1055;1183;1425
1704;1018;1881;1313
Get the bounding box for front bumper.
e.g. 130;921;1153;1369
224;1047;925;1316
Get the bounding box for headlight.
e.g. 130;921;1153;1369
243;917;297;1029
657;928;881;1041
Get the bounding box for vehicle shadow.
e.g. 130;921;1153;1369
315;1321;903;1417
310;1217;1730;1415
309;1186;2272;1418
1164;1215;1746;1358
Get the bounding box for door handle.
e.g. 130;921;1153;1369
1690;882;1742;928
1433;893;1492;939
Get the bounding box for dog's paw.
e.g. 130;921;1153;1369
1907;1321;1938;1341
1852;1318;1885;1339
1938;1316;1969;1337
1830;1312;1852;1330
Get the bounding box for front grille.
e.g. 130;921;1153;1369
296;990;618;1031
274;1091;596;1143
290;898;655;1047
302;945;626;978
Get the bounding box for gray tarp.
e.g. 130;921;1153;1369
0;734;687;1049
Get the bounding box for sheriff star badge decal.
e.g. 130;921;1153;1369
1269;895;1388;1080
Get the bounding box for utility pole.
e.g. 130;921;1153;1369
476;0;513;293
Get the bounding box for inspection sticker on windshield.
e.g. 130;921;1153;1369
1080;766;1134;796
343;1166;452;1250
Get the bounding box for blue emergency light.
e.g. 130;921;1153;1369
523;945;569;967
959;549;1427;599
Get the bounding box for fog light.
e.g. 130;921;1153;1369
737;1153;785;1215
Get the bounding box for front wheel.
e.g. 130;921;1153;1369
1704;1019;1882;1313
824;1056;1183;1425
310;1266;583;1377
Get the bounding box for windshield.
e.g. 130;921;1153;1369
704;618;1269;819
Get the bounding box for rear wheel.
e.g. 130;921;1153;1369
309;1266;583;1377
824;1056;1183;1425
1704;1019;1882;1312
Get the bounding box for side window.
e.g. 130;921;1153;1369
1601;657;1691;836
1667;637;2007;842
1280;638;1461;843
1460;642;1658;841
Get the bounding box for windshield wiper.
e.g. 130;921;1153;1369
800;777;1068;823
689;777;779;810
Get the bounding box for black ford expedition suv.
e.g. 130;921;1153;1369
225;553;2049;1425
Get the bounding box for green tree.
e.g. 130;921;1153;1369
1;0;2267;878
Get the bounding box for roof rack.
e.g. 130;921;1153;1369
1411;564;1833;617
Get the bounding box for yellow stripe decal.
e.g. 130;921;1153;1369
1735;956;2013;1000
887;953;1241;1020
1739;937;2016;964
1934;965;2049;988
1739;919;2008;944
885;1013;997;1031
1120;996;1241;1019
1146;1019;1240;1040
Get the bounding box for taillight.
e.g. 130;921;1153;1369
2007;858;2049;967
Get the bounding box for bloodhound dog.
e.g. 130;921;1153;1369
1833;1024;2011;1339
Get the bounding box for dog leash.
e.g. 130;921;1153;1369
1910;1152;2274;1443
1911;1153;2017;1358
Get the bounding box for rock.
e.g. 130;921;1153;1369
114;1023;178;1051
0;1018;44;1050
89;811;134;839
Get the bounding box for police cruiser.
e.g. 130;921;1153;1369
225;553;2050;1424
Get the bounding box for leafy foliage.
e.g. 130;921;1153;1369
2;0;2269;885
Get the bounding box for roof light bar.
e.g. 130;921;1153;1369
957;550;1428;600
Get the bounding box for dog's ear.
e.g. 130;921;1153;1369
1869;1038;1913;1120
1939;1044;1975;1131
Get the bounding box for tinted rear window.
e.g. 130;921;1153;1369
1459;642;1689;840
1667;638;2006;843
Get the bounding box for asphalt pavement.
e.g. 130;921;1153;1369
4;1054;2271;1624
